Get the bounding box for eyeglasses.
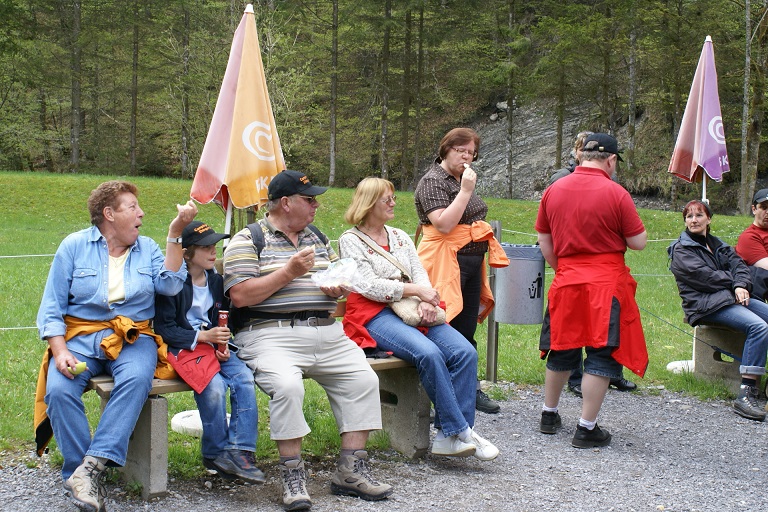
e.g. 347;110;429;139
296;195;319;205
380;195;396;204
452;147;477;158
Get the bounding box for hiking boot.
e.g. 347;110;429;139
571;424;612;448
540;411;562;434
280;459;312;511
431;435;476;457
610;378;637;392
733;384;766;421
469;429;499;461
63;456;107;512
204;449;266;484
476;389;501;414
330;450;393;501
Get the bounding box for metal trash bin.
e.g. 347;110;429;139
494;244;545;324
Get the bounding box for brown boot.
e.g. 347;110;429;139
330;450;392;501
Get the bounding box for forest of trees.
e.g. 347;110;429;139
1;0;767;211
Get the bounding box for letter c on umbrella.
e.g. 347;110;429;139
242;121;277;161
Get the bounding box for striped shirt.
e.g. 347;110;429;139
414;160;489;254
222;217;338;322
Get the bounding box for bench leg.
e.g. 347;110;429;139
375;367;430;458
693;325;745;394
120;396;169;499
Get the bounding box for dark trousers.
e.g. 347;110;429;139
449;253;485;351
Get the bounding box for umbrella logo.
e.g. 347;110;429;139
708;116;726;145
242;121;276;161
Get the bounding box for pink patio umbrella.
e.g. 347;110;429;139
190;3;285;233
668;36;730;204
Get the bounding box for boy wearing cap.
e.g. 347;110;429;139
154;221;264;484
736;189;768;300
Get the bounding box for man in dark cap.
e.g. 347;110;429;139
535;133;648;448
736;188;768;300
223;170;392;511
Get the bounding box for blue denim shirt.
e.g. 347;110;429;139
37;225;187;359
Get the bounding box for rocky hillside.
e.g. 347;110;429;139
452;101;674;212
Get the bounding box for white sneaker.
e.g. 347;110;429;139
431;435;476;457
470;429;499;461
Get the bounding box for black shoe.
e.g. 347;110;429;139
568;383;582;397
476;389;500;414
204;449;266;484
539;411;562;434
609;378;637;392
733;384;766;421
571;424;611;448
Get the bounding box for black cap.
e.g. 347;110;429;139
181;221;230;249
267;170;328;200
583;133;624;162
753;188;768;205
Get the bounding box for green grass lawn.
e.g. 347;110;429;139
0;170;753;477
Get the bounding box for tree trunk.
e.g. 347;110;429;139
379;0;391;180
39;88;54;173
506;0;517;199
399;8;412;189
740;0;753;214
69;0;81;173
130;0;139;175
555;70;564;169
328;0;338;186
181;5;190;179
412;5;424;187
627;10;637;174
744;1;768;211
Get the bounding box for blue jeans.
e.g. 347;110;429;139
194;351;258;459
365;307;477;437
46;335;157;480
699;300;768;375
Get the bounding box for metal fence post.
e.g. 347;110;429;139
485;220;501;382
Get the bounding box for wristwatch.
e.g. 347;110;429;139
167;236;182;244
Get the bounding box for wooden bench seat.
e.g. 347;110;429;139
87;343;429;499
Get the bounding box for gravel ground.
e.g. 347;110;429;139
3;385;768;512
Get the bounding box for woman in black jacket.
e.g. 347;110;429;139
669;200;768;421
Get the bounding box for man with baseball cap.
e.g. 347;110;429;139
223;170;392;510
535;133;648;448
736;189;768;299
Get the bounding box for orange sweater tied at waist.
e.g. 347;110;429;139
34;315;176;456
416;221;509;323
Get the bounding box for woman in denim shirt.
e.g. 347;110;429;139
35;180;196;512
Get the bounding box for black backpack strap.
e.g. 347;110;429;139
247;221;267;257
307;223;329;246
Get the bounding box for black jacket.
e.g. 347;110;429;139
154;269;229;355
668;230;751;326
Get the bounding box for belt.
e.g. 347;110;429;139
240;317;337;332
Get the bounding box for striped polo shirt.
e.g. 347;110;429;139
222;217;338;321
414;160;489;254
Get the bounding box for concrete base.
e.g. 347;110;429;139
370;359;430;459
121;396;169;500
693;325;744;394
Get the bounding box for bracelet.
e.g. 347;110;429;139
167;236;182;244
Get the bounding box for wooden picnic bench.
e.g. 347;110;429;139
87;306;430;499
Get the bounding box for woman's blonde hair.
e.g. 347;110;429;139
344;177;395;226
